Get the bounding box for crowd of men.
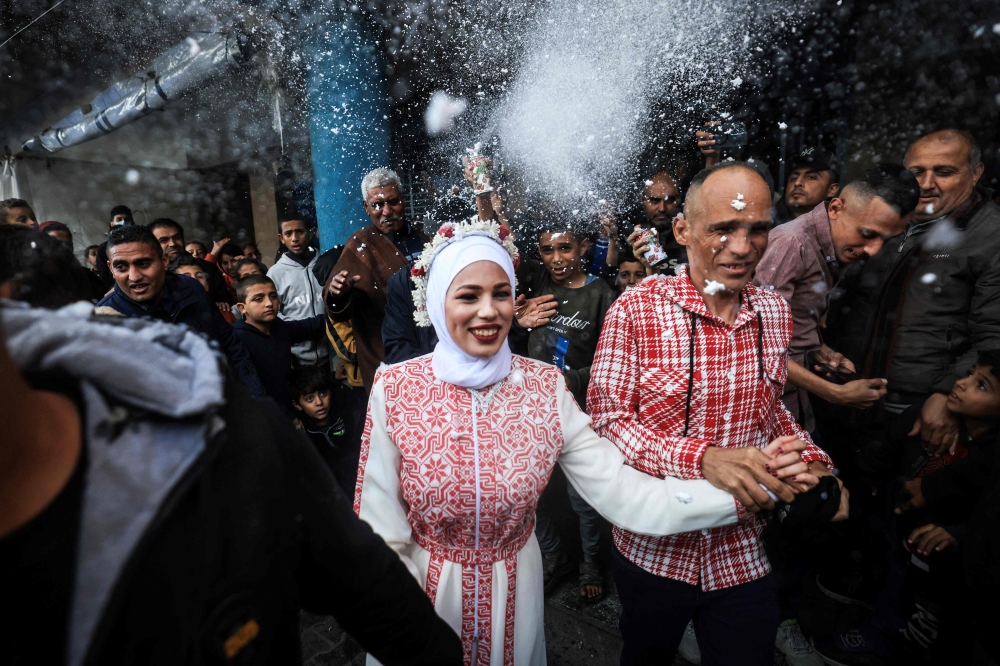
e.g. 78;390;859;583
2;125;999;666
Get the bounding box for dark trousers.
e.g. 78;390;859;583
612;546;780;666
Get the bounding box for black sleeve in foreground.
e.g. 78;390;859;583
279;414;463;666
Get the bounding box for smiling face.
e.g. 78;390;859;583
108;241;167;303
675;167;772;296
444;260;514;359
363;182;407;235
947;364;1000;419
538;230;589;287
828;193;909;264
905;132;984;222
237;283;280;325
152;224;185;261
279;219;311;255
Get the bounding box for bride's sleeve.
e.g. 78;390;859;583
354;374;421;582
556;376;746;536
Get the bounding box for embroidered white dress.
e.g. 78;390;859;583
355;355;743;666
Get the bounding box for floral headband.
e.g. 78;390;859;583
410;218;520;327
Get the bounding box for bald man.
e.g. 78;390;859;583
588;162;837;665
827;129;1000;457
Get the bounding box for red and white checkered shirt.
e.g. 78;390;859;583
587;269;833;591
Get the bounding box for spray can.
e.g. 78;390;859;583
465;143;494;195
634;225;670;268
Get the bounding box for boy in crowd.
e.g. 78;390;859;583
169;254;236;323
185;240;207;259
289;365;360;495
242;242;261;260
613;250;648;296
148;218;232;305
235;257;267;280
268;217;328;367
233;274;327;414
518;222;617;602
817;351;1000;664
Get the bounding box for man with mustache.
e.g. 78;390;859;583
826;130;1000;462
96;224;265;398
325;167;427;392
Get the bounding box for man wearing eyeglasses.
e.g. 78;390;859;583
325;167;428;392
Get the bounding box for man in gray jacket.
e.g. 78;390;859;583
827;129;1000;455
267;216;329;367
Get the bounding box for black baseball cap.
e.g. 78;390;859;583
789;148;839;182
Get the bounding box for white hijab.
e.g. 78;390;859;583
426;234;516;389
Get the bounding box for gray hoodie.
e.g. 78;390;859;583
2;300;225;666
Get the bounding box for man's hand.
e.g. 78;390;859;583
696;122;722;168
701;441;801;513
325;269;360;311
628;228;652;267
895;477;926;515
515;294;558;329
211;238;230;256
830;378;888;409
598;210;618;240
909;392;960;455
804;461;850;521
907;524;957;555
813;346;856;373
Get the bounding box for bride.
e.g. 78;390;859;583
354;219;815;665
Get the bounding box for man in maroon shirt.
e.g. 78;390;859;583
754;164;920;432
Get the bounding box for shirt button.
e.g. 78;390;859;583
722;413;730;421
701;529;710;536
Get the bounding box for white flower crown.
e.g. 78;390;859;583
410;217;520;327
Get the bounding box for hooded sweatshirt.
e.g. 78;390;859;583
267;248;329;366
0;300;463;666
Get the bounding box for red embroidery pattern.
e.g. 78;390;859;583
425;556;444;606
359;355;565;665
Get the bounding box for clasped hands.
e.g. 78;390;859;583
701;435;848;519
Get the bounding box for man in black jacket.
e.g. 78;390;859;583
149;218;234;306
827;129;1000;455
96;224;266;398
0;301;462;666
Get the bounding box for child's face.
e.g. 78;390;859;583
538;230;589;286
237;284;279;324
174;265;211;292
615;261;646;292
294;388;331;422
236;263;263;280
947;364;1000;419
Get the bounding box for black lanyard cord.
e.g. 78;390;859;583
684;310;696;437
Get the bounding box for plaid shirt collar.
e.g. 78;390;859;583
668;266;762;330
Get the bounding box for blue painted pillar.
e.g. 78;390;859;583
304;11;392;252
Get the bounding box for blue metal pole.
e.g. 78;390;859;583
304;11;391;252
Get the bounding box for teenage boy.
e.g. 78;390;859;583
818;351;1000;665
233;274;326;413
185;240;207;259
289;365;360;494
518;223;617;602
268;217;329;367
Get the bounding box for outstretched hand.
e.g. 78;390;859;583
515;294;559;329
325;270;361;311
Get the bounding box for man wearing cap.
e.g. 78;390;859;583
774;148;841;225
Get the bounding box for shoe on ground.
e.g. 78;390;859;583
542;552;573;594
813;630;888;666
816;571;876;610
775;619;824;666
677;620;701;665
